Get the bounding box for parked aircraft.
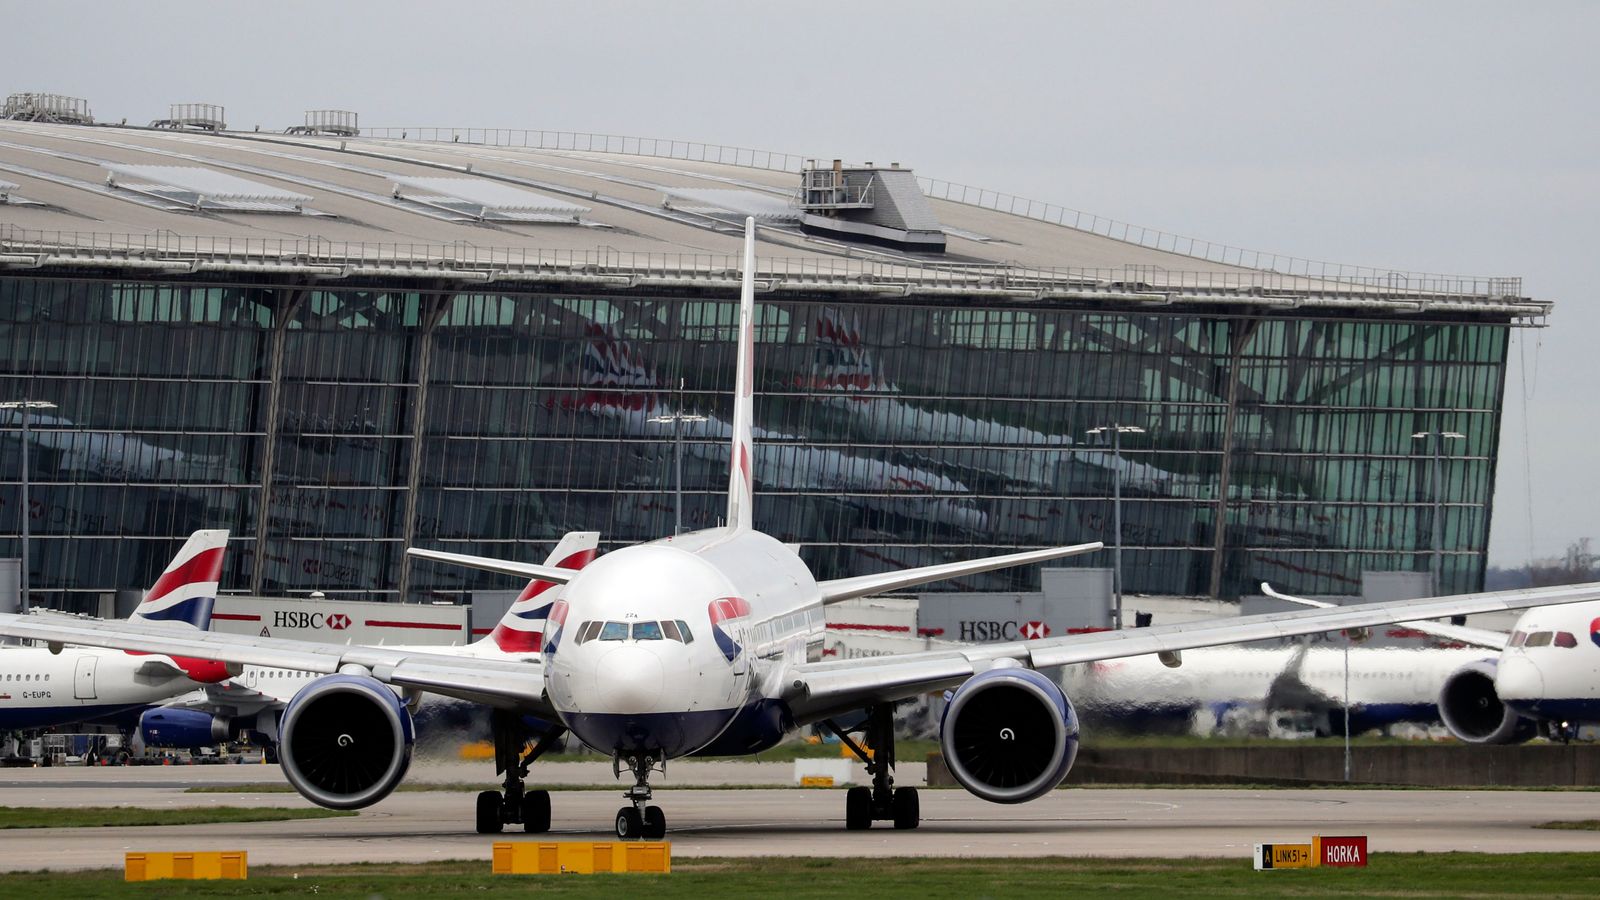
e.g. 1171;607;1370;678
1067;643;1486;737
4;221;1598;843
0;530;230;730
1266;584;1600;743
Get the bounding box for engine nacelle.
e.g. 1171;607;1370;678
139;708;231;748
1438;659;1537;745
279;674;414;809
939;665;1079;804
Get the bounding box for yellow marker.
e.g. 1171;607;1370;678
125;851;247;881
492;841;670;875
800;775;836;787
1253;843;1316;870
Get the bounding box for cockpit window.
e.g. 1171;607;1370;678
1509;631;1527;647
676;620;694;643
661;620;683;642
1524;631;1553;648
632;621;664;641
599;621;629;641
1555;631;1579;648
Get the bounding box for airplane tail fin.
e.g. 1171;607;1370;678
131;530;228;630
474;531;600;653
726;216;757;532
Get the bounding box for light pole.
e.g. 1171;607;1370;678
647;380;707;536
1087;423;1145;629
1412;430;1465;594
2;399;56;614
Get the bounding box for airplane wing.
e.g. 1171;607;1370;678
0;611;552;715
816;542;1103;604
1260;582;1509;650
783;581;1598;722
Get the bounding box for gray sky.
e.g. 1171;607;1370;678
6;1;1595;565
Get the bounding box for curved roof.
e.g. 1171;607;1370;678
0;119;1545;319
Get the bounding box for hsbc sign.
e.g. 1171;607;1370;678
273;610;352;630
918;575;1112;646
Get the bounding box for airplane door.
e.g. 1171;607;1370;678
245;666;257;689
73;656;97;700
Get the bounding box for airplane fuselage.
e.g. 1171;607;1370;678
0;646;209;730
543;527;823;759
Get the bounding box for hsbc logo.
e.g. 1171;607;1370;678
957;620;1053;642
273;610;354;630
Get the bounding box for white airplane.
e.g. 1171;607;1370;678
1265;584;1600;743
0;530;231;731
3;220;1599;843
1066;643;1488;737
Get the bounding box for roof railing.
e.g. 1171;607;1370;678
0;223;1537;312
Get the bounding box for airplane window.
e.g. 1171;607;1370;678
676;620;694;643
1555;631;1579;648
599;621;629;641
633;621;664;641
1509;631;1527;647
1525;631;1553;648
661;620;683;642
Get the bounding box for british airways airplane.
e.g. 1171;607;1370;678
0;530;231;730
1265;585;1600;743
4;221;1599;841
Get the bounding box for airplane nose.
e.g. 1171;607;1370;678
596;645;664;712
1496;655;1545;703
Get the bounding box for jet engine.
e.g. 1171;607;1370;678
279;674;414;809
139;708;233;748
939;665;1079;803
1438;659;1537;745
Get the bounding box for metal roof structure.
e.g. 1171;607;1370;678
0;119;1547;320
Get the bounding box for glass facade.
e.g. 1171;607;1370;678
0;275;1511;606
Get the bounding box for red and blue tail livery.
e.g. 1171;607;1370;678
130;529;228;630
479;532;600;654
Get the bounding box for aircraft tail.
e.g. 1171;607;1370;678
130;530;228;630
726;217;757;532
474;532;600;653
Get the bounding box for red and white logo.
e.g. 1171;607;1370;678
326;613;351;631
1022;621;1051;640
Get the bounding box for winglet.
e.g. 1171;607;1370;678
131;529;228;630
726;216;757;532
1261;581;1509;651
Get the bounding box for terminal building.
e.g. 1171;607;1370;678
0;108;1550;609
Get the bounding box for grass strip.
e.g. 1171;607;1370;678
4;853;1600;897
0;806;355;829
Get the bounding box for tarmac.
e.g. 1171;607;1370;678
2;760;1599;870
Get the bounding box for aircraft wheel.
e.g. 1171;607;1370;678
641;806;666;839
521;789;551;833
892;787;920;830
615;806;643;840
845;786;872;830
475;791;504;834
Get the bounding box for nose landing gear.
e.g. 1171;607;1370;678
824;703;919;831
614;751;667;840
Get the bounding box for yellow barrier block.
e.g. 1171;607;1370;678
459;741;496;760
840;744;875;760
492;841;670;874
125;851;247;881
800;775;836;787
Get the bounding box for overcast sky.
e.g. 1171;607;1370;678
5;1;1595;565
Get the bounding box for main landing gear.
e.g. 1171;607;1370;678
613;751;667;840
476;711;563;834
823;704;919;831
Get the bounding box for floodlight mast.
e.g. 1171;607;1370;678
1086;423;1146;628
